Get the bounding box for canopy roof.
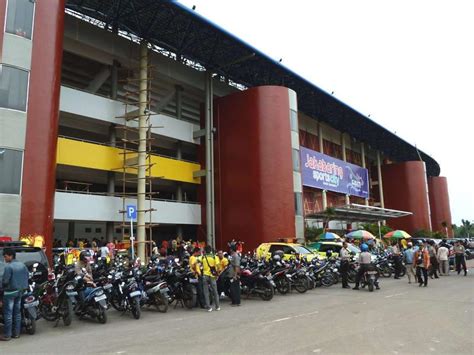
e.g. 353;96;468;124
65;0;440;176
305;203;412;223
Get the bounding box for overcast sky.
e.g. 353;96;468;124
179;0;473;225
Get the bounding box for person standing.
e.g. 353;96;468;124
216;250;230;296
1;249;29;341
403;242;416;284
201;246;220;312
453;241;467;276
339;241;351;289
391;240;402;279
229;243;241;306
189;247;205;308
414;241;430;287
437;243;449;276
428;240;439;279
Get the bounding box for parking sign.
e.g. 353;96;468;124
126;205;137;220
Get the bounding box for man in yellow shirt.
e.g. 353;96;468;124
201;246;220;312
216;250;229;274
188;247;204;308
216;250;229;296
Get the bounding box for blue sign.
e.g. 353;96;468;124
126;205;137;220
300;147;369;199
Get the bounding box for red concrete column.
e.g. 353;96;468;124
381;161;431;234
211;86;295;251
428;176;453;237
0;0;6;60
20;1;65;259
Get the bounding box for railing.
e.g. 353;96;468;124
55;189;201;205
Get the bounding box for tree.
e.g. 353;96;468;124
305;226;323;243
460;219;473;238
360;223;393;238
322;207;336;233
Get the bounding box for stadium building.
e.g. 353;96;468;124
0;0;453;258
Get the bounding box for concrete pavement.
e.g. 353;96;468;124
2;269;473;354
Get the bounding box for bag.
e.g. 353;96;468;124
204;254;219;277
416;253;423;266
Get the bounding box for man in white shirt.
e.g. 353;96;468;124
339;241;351;289
437;243;449;276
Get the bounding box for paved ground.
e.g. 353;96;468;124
2;267;473;355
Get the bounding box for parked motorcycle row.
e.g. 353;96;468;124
4;249;410;336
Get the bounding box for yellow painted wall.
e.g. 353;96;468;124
56;138;201;184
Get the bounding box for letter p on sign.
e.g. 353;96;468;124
127;205;137;220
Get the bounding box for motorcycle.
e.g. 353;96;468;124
360;266;380;292
108;268;142;319
72;272;108;324
237;261;274;301
164;261;197;309
136;266;170;313
38;265;76;326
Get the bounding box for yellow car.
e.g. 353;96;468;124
256;242;319;262
306;242;361;259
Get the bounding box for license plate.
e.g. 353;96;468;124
129;291;141;298
103;284;112;290
266;275;273;280
66;291;78;297
159;287;169;294
367;271;377;274
94;295;107;302
189;279;198;284
24;300;39;309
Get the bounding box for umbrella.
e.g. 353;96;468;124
317;232;341;241
383;230;411;239
346;230;375;240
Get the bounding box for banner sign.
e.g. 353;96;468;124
300;147;369;199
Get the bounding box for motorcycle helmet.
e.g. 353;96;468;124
79;250;91;263
272;254;281;262
360;243;369;252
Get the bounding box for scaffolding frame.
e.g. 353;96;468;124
115;57;158;260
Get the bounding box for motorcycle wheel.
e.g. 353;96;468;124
381;267;392;278
154;293;169;313
368;279;374;292
25;314;36;335
332;273;340;285
131;298;141;320
294;276;309;293
259;285;274;301
39;303;57;322
399;266;406;277
97;307;107;324
321;273;334;287
347;270;356;283
276;278;290;295
62;298;73;326
110;294;125;312
183;286;197;310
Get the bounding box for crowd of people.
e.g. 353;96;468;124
342;238;469;291
1;235;471;341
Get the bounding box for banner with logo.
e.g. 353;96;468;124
300;146;369;199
